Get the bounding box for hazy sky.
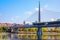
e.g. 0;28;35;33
0;0;60;24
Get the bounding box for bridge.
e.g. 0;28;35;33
7;21;60;40
6;2;60;40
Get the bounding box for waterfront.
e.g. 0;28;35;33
0;33;60;40
0;27;60;40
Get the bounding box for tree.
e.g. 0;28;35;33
42;27;48;32
2;26;8;32
57;19;60;21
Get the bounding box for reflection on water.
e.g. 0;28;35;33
0;33;60;40
0;33;38;40
42;35;60;40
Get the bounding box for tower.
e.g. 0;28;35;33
38;1;40;22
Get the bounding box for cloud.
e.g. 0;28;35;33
11;16;20;21
25;7;44;16
25;11;32;15
44;4;48;9
35;8;39;11
40;8;43;12
15;16;20;18
25;21;32;24
35;4;48;12
50;18;55;21
35;8;43;12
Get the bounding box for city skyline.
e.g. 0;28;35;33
0;0;60;24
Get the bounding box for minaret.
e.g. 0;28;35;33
38;1;40;22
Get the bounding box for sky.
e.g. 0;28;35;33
0;0;60;24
